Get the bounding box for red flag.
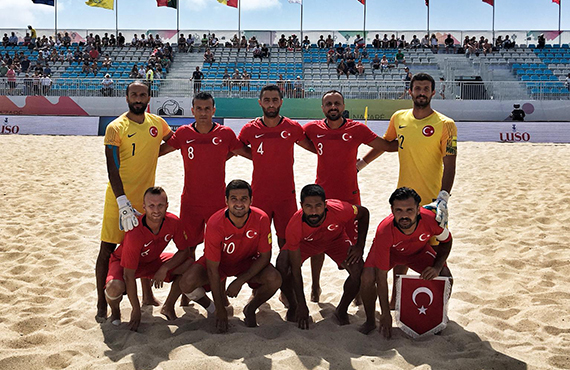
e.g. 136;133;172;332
395;276;451;338
217;0;238;8
425;0;429;5
553;0;560;4
357;0;365;4
482;0;494;5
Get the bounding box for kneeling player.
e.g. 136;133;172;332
104;187;194;331
359;187;453;338
277;184;370;329
173;180;281;333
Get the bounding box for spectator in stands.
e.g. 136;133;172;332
388;34;398;49
537;34;546;49
192;66;204;93
89;47;100;62
466;37;479;58
293;76;304;98
430;34;439;53
399;67;412;99
398;35;407;49
209;33;219;48
325;35;334;49
86;33;94;45
6;65;16;94
356;60;365;77
140;34;149;48
394;49;406;66
248;36;258;51
204;48;215;65
566;73;570;89
372;34;381;49
278;34;288;48
482;39;492;56
161;56;171;73
445;34;455;54
421;34;430;48
354;34;365;50
277;74;285;92
510;104;525;121
495;35;503;49
117;33;125;47
381;55;390;71
131;34;140;48
303;36;311;51
108;34;116;47
9;32;19;46
101;74;114;96
155;35;163;48
261;44;270;59
43;63;52;77
222;68;230;87
32;72;40;95
40;73;52;95
382;34;390;48
23;74;33;95
344;46;355;61
2;34;9;47
327;47;336;65
336;59;349;79
230;34;239;48
346;55;357;76
102;33;109;47
410;35;420;49
242;70;251;91
360;46;369;59
252;44;263;60
503;35;515;49
28;25;37;46
371;54;381;71
62;32;71;48
186;34;195;52
439;77;446;100
239;36;248;49
130;64;139;79
335;43;345;61
102;54;112;68
178;34;188;52
317;35;326;49
91;61;99;76
21;56;30;74
138;65;146;78
290;34;300;49
82;59;90;74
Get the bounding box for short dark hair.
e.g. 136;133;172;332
410;72;435;91
300;184;326;203
144;186;168;202
192;91;215;107
259;84;283;100
321;89;344;104
126;80;151;96
389;187;421;206
225;179;252;198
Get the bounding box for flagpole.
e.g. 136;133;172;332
238;0;241;40
492;1;495;46
363;1;366;38
559;0;562;46
177;0;180;40
427;3;429;41
55;0;58;38
115;0;118;38
301;1;304;47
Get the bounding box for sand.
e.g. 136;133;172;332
0;135;569;370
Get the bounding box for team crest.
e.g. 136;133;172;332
422;125;435;137
149;126;158;137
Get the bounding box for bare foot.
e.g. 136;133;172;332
358;321;377;334
286;307;297;322
243;303;257;327
310;287;321;303
333;308;350;326
180;295;190;307
95;306;108;323
142;296;161;307
279;292;289;308
160;305;177;321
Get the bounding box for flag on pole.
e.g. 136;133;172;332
425;0;429;5
217;0;238;7
482;0;494;5
357;0;365;4
157;0;177;8
31;0;54;5
288;0;302;4
85;0;114;10
552;0;560;4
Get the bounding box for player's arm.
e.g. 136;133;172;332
441;155;456;193
123;267;141;331
105;145;125;197
421;237;452;280
159;141;176;156
376;269;392;339
230;145;252;161
345;205;370;265
206;259;228;333
226;250;270;298
358;137;399;170
296;136;317;154
289;248;310;329
152;248;189;288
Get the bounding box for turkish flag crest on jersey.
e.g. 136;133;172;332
395;276;451;338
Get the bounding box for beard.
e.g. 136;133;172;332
325;109;342;121
128;101;148;115
396;217;416;231
262;106;280;118
305;212;325;226
412;95;431;109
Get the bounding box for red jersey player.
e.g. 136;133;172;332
238;85;316;249
104;187;193;331
277;184;370;329
160;92;251;260
359;187;453;338
172;180;281;333
303;90;397;302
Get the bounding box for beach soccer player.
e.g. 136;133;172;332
96;81;173;321
277;184;370;329
358;187;453;338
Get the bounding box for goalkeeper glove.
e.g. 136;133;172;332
117;195;139;232
423;190;450;229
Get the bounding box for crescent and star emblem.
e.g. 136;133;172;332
280;130;291;139
164;234;172;242
419;233;430;242
246;230;258;239
212;137;222;145
412;287;434;315
342;133;352;141
327;224;339;231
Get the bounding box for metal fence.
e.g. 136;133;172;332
1;77;568;101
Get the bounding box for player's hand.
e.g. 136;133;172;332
152;267;168;288
226;279;243;298
215;306;229;333
128;308;141;331
116;195;139;232
379;313;392;339
345;245;364;265
296;304;310;330
356;158;368;172
423;190;450;228
420;266;441;280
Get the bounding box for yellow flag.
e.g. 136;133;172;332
85;0;114;10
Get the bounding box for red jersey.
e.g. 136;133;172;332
204;206;272;276
238;117;305;201
304;119;377;204
284;199;358;253
367;208;452;271
113;212;188;271
167;123;243;207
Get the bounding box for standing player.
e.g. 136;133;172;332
169;180;281;333
277;184;370;328
160;92;250;270
362;72;457;307
304;90;396;302
104;187;196;331
358;187;453;338
96;81;173;321
238;85;315;250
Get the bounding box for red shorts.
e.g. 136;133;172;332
298;236;353;268
254;196;297;239
180;203;224;247
364;245;442;273
195;255;261;289
106;252;174;285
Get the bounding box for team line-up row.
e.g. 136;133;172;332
94;74;457;338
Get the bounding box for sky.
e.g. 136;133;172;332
0;0;567;33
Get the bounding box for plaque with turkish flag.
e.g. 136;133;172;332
395;275;451;338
